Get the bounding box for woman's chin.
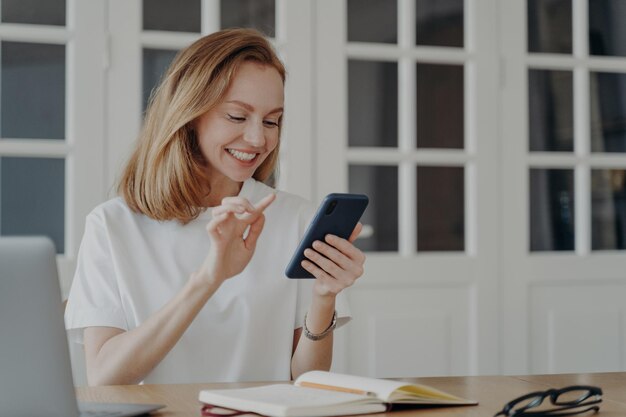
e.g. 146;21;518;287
225;169;256;183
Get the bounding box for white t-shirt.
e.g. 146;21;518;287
64;178;350;384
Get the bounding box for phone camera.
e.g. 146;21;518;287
325;200;337;215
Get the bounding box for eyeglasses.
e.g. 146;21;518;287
494;385;602;417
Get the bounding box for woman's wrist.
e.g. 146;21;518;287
303;310;336;341
305;294;336;334
311;291;337;306
188;269;223;293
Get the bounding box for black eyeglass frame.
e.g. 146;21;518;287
494;385;603;417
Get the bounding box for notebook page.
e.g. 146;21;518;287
200;384;380;415
295;371;408;401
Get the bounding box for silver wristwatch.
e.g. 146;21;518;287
303;310;337;341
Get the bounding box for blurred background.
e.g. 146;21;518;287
0;0;625;384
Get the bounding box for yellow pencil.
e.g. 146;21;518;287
298;381;374;396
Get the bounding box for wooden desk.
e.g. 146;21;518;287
77;372;626;417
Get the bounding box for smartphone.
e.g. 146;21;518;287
285;193;369;279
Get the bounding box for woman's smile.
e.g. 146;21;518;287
226;148;258;163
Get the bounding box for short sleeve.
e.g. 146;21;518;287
64;211;128;344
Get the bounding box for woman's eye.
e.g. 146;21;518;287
227;114;246;122
263;120;279;128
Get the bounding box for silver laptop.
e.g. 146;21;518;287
0;236;164;417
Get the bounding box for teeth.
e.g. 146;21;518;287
227;149;256;161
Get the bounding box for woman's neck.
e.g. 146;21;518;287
203;175;244;207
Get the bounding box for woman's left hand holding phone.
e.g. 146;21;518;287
193;193;276;287
303;222;366;298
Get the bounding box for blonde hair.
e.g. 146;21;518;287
118;28;286;223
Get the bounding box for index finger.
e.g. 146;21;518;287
221;196;255;212
324;233;365;263
253;192;276;213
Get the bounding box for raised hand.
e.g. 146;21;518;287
301;222;366;297
197;193;276;286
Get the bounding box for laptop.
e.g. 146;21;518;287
0;236;164;417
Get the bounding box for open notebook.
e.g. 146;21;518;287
199;370;477;417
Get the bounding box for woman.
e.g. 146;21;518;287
65;28;365;385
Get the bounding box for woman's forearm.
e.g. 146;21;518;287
86;274;220;385
290;295;336;379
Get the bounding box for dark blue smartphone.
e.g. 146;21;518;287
285;193;369;279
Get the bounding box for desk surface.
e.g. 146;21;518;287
76;372;626;417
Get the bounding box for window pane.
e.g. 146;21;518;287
1;42;65;140
529;69;574;152
349;165;398;251
143;48;178;112
589;0;626;57
590;72;626;153
417;166;464;251
142;0;201;33
348;0;397;44
592;169;626;250
221;0;275;38
0;157;64;253
527;0;572;54
348;60;398;147
530;168;575;251
1;0;65;26
416;63;463;149
415;0;463;48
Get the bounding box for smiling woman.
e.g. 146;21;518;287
194;62;284;195
63;28;364;386
119;29;286;222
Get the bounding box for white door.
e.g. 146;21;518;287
500;0;626;374
8;0;624;381
315;0;501;377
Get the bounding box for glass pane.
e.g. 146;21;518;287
348;0;397;44
590;72;626;153
221;0;275;38
1;42;65;140
1;0;65;26
415;0;463;48
527;0;572;54
0;157;64;253
528;69;574;152
348;60;398;147
417;166;464;251
142;0;201;33
529;168;575;251
349;165;398;252
416;63;463;149
143;48;178;112
591;169;626;250
589;0;626;57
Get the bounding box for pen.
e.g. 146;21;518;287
298;381;375;397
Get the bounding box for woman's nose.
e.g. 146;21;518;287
243;123;265;147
